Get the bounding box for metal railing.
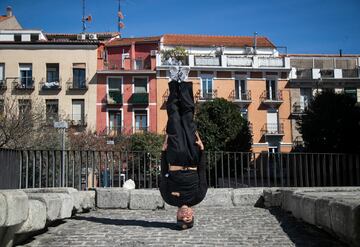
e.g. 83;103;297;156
11;150;360;190
0;149;20;189
261;123;284;135
67;78;88;90
260;90;283;102
229;90;252;101
195;89;218;101
40;77;62;90
12;77;35;90
0;80;7;90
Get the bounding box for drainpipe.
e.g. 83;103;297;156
253;32;258;53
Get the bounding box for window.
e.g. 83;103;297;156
235;78;247;100
30;34;39;42
134;58;143;70
108;111;122;135
134;110;148;133
72;99;84;125
134;78;147;93
0;99;4;115
300;88;312;110
18;99;31;115
108;77;122;103
14;34;21;42
72;63;86;89
266;79;277;100
46;99;59;123
201;74;213;99
0;64;4;88
46;64;59;83
19;64;33;88
266;109;279;133
344;88;357;101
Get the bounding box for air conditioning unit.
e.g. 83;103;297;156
77;34;86;40
88;33;98;40
245;47;254;54
150;50;158;56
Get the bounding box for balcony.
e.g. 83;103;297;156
260;90;283;106
0;80;6;90
258;57;284;67
12;77;35;90
132;126;149;134
195;89;218;102
67;78;88;91
227;56;252;67
320;69;334;78
70;115;87;127
104;126;124;137
128;93;149;105
229;90;252;106
261;123;284;136
40;78;61;91
107;91;123;105
194;56;221;66
291;102;305;116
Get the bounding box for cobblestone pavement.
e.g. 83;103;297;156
19;206;347;247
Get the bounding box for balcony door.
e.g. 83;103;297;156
201;74;213;99
235;78;246;100
267;109;278;133
134;110;148;133
300;88;312;110
266;79;277;100
108;111;122;135
19;64;33;88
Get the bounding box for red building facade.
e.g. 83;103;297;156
96;36;160;136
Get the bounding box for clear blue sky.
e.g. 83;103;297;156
1;0;360;54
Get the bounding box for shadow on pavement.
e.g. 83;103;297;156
268;207;348;247
73;215;179;230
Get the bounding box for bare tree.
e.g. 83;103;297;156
0;96;60;149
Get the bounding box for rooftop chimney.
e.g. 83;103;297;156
6;6;13;17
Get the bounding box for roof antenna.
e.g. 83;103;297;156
117;0;125;34
339;49;343;57
253;32;258;53
81;0;92;33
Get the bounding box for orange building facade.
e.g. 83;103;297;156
155;34;293;153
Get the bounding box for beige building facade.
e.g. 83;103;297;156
0;30;100;131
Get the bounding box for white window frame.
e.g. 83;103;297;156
200;73;214;98
132;76;149;93
235;75;247;100
106;76;124;96
0;63;4;82
266;76;278;100
132;108;149;133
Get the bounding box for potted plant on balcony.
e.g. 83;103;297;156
161;46;188;65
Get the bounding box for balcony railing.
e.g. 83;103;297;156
107;91;123;105
291;102;306;116
230;90;252;101
194;56;221;66
258;57;284;67
261;123;284;136
195;89;218;101
67;78;88;91
260;90;283;105
129;93;149;104
132;126;149;134
12;77;35;90
0;80;6;90
161;56;189;66
104;126;124;137
227;56;252;67
40;78;61;91
70;114;87;127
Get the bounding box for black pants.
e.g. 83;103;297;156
159;80;207;207
165;80;200;166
